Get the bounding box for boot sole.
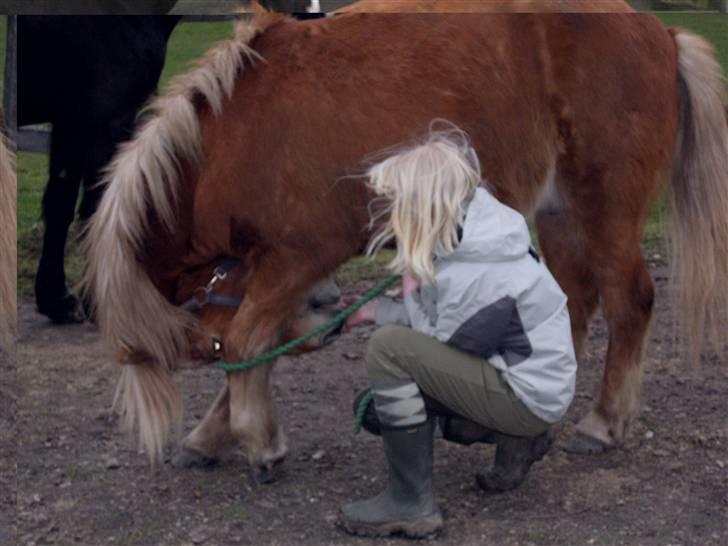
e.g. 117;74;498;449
338;511;444;539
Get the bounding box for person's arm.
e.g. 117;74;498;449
375;298;410;326
401;271;438;337
345;296;410;330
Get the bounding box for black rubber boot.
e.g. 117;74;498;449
476;429;553;492
339;420;443;538
438;415;497;446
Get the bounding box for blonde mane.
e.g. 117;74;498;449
82;15;287;460
85;16;283;369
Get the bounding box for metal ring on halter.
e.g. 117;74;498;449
193;286;211;306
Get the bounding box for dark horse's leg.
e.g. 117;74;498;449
35;124;84;323
77;120;134;224
76;120;137;319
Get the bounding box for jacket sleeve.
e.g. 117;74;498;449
403;290;438;337
375;297;411;326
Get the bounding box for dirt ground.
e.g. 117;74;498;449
6;260;728;546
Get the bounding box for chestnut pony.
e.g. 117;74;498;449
84;7;728;477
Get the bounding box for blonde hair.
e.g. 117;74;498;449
366;125;481;283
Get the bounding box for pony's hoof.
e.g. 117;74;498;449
562;432;612;455
252;458;284;484
171;446;218;468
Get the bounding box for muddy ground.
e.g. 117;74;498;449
5;261;728;546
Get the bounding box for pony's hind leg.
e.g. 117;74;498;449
535;207;599;363
567;219;655;454
173;384;232;468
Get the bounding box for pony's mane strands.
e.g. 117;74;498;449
81;15;284;462
83;15;281;372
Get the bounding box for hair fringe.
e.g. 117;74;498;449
365;121;481;283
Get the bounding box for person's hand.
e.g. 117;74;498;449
402;270;420;297
343;299;377;332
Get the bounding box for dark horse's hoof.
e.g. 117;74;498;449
171;446;218;469
37;291;85;324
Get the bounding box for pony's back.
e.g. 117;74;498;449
337;0;633;12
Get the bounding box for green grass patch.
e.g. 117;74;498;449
16;152;85;296
159;21;235;90
336;251;396;285
656;13;728;85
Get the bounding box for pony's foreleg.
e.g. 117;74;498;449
173;384;232;468
227;364;286;483
223;254;322;481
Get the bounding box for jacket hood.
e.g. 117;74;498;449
444;187;531;262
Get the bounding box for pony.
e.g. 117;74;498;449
84;6;728;479
17;14;181;323
335;0;635;12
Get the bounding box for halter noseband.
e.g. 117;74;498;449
181;257;243;313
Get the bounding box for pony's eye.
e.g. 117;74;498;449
212;337;223;355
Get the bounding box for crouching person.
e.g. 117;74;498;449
338;128;577;538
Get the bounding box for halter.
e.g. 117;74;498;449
181;257;243;313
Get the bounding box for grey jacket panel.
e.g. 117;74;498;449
374;188;577;423
448;296;530;364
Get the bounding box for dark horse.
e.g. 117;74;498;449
17;14;181;323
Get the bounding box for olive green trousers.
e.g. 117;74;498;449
366;325;549;437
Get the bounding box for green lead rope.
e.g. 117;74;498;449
352;390;374;435
216;275;399;431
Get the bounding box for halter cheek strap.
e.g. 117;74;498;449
181;257;243;313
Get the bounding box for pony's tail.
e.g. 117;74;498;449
667;29;728;363
113;364;182;463
80;97;198;463
0;134;16;349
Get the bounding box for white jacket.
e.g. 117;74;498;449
376;188;577;423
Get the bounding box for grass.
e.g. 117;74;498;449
159;21;235;90
15;14;728;295
656;13;728;78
